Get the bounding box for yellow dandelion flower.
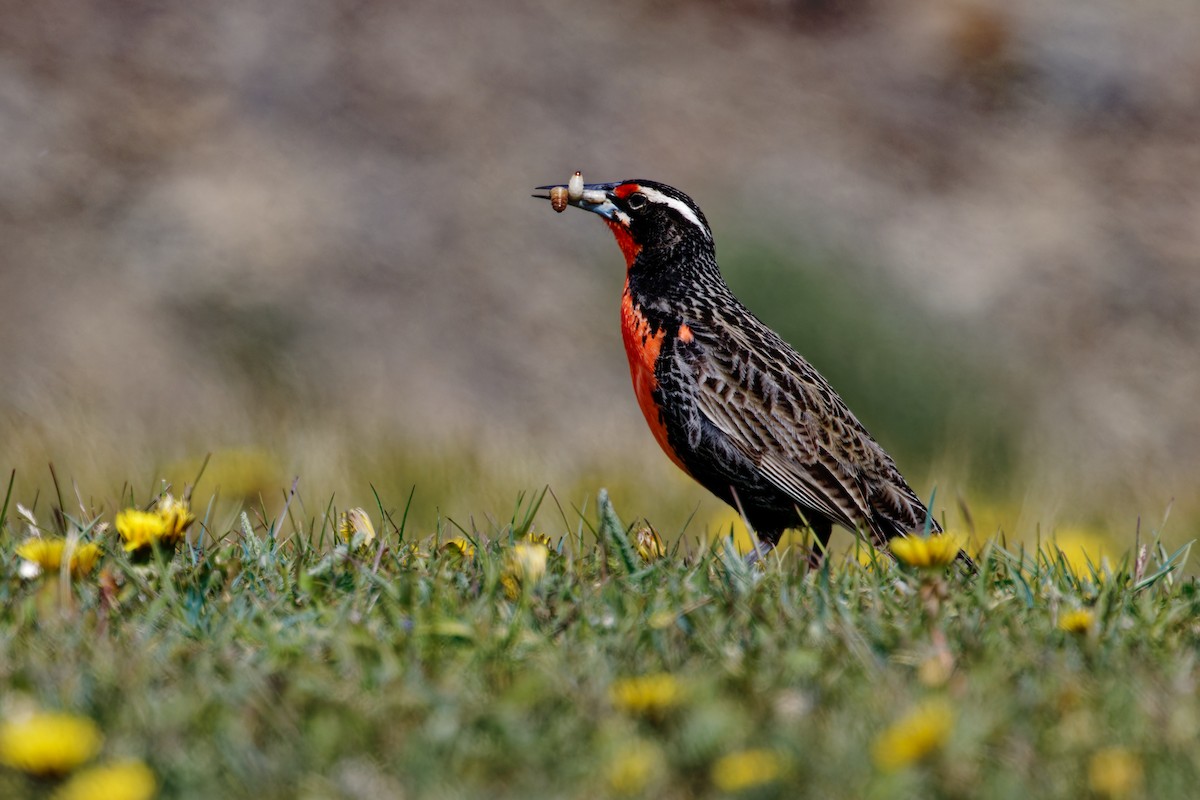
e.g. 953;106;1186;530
114;509;176;554
871;699;955;771
337;508;376;548
890;534;962;569
711;748;784;792
154;494;195;539
502;542;549;599
16;539;66;574
1059;609;1095;634
54;760;157;800
0;712;103;776
610;673;682;718
15;538;102;579
74;542;103;575
607;743;660;795
523;531;553;548
634;524;666;563
509;542;548;583
1088;747;1142;798
441;537;476;560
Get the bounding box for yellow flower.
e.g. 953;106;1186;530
711;748;784;792
114;495;196;556
610;673;682;718
338;508;376;548
115;510;176;554
154;494;195;539
1088;747;1142;798
15;538;102;579
634;524;666;563
0;712;103;776
54;760;157;800
607;743;660;795
872;699;955;771
441;537;476;560
502;542;549;599
523;531;553;548
509;542;548;583
1059;609;1095;634
890;534;962;569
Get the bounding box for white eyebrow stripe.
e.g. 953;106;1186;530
637;186;711;239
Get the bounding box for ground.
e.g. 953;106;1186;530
1;486;1196;799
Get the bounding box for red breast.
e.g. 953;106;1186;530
620;284;691;475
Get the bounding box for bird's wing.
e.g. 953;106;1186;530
687;318;897;537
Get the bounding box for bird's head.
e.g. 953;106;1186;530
535;178;713;269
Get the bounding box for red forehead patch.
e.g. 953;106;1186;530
613;183;640;199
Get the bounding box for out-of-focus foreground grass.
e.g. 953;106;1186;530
0;486;1195;799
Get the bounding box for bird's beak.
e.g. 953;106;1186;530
533;181;628;223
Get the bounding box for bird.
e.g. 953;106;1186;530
534;177;970;568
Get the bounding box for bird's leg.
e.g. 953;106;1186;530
744;537;776;566
728;486;775;566
805;517;834;570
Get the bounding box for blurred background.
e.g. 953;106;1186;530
1;0;1197;554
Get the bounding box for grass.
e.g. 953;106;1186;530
1;477;1198;799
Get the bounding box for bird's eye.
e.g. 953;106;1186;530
626;193;648;210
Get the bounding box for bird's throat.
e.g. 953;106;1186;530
605;220;642;269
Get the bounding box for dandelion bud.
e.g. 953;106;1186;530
338;507;376;548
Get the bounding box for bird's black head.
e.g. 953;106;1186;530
535;178;713;268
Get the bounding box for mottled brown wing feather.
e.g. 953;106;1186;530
688;315;929;542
